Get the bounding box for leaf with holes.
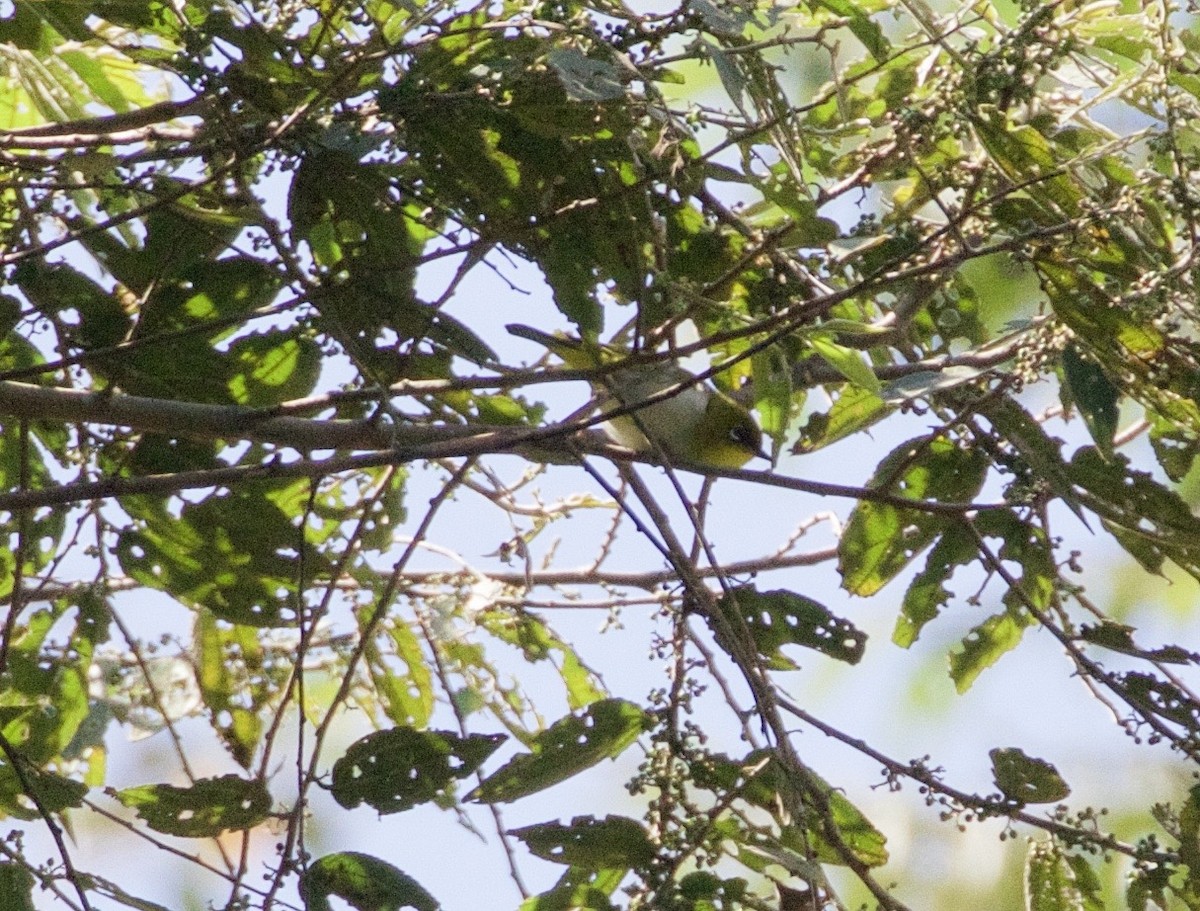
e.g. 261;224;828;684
469;699;650;804
332;728;505;814
990;748;1070;805
840;436;987;597
509;815;655;869
116;774;271;837
711;586;866;669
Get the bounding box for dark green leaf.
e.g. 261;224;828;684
990;748;1071;805
1061;345;1119;457
331;728;505;814
469;699;649;804
509;815;654;869
0;763;87;820
1149;414;1200;482
1126;863;1171;911
1079;622;1196;664
302;852;439;911
12;260;131;350
1121;672;1200;728
1071;448;1200;582
117;485;328;627
0;863;35;911
677;872;747;910
116;775;271;837
711;586;866;668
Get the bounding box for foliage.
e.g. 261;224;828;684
2;1;1200;910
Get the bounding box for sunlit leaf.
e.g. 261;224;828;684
840;436;987;596
469;699;649;804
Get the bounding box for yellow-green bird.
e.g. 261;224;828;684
507;324;766;470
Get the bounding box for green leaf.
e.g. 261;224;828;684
0;599;96;768
808;333;881;393
302;852;439;911
194;612;266;768
840;436;988;596
1148;413;1200;482
12;260;132;350
1026;841;1103;911
794;385;891;454
1178;784;1200;871
73;873;175;911
711;586;866;668
116;774;271;837
1071;448;1200;582
949;608;1034;693
980;397;1087;520
789;773;889;868
1064;853;1105;911
1078;622;1196;664
476;609;605;709
226;332;322;406
117;485;329;627
696;751;887;868
1121;672;1200;728
469;699;649;804
750;345;795;451
509;815;655;869
518;883;614;911
363;618;435;728
990;748;1071;805
812;0;891;61
1061;345;1119;457
1127;863;1171;911
0;863;35;911
676;872;748;911
0;763;87;820
893;530;978;647
331;728;505;814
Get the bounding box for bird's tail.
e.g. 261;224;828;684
506;323;598;369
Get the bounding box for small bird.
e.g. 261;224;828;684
507;323;766;469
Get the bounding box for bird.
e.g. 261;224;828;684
507;323;767;470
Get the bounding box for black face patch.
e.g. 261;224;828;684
729;423;765;459
731;426;757;446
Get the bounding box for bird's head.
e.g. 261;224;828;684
690;393;768;469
